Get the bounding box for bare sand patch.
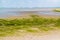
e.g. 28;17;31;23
0;29;60;40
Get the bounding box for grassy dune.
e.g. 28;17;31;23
53;9;60;12
0;14;60;36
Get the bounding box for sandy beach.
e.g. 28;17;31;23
0;29;60;40
1;0;60;40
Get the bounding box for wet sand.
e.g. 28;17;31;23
7;13;60;19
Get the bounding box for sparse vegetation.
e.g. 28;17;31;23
0;14;60;36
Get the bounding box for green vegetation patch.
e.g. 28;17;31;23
53;9;60;12
0;15;60;36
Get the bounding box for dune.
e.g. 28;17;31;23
0;14;60;40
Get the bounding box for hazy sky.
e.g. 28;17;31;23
0;0;60;8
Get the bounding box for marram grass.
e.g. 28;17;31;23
0;15;60;36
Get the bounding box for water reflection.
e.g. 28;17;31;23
0;8;60;18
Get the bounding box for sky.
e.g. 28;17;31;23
0;0;60;8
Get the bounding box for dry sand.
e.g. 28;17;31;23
0;29;60;40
